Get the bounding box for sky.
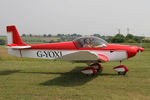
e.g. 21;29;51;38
0;0;150;37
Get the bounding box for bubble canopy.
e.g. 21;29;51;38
73;36;108;48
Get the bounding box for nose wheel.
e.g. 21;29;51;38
113;65;129;75
118;72;126;75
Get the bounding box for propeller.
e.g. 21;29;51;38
138;40;144;60
138;49;141;60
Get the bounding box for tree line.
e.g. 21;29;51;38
0;33;149;45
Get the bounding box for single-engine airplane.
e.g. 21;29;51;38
6;25;144;75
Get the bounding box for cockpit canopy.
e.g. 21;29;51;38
73;36;108;48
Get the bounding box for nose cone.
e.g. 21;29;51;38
138;47;144;52
127;46;144;58
127;46;138;58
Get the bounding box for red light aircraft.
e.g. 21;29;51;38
6;25;144;75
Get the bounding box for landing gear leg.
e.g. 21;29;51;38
120;60;122;65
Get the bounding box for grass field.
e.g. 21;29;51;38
0;46;150;100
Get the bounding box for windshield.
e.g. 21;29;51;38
73;36;108;48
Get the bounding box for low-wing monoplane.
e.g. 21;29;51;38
6;25;144;75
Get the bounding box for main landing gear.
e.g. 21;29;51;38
81;63;103;76
113;61;129;75
81;61;129;76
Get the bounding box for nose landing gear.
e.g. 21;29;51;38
113;65;129;75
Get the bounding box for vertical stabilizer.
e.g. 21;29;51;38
6;25;30;57
7;25;24;45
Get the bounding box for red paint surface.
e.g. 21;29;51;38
114;65;129;72
7;25;29;46
97;54;108;62
82;67;97;74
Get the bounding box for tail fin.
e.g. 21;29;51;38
6;25;30;57
7;25;24;45
6;25;31;49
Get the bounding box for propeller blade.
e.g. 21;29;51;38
138;50;141;60
138;47;144;60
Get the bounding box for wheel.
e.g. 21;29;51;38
118;72;127;75
123;72;126;75
114;65;128;76
99;68;103;73
86;74;95;77
90;63;103;74
118;72;121;75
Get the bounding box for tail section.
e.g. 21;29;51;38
6;25;31;48
6;25;31;57
7;25;24;45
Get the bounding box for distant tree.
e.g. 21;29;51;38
125;34;136;43
111;34;125;43
48;34;52;37
106;36;113;42
43;34;47;37
71;33;82;37
126;34;134;40
29;34;32;37
22;34;26;37
93;34;101;38
57;34;65;37
134;36;144;43
71;33;77;36
0;39;6;45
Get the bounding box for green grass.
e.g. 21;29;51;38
0;36;6;41
0;47;150;100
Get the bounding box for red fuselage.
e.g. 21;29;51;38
30;41;144;59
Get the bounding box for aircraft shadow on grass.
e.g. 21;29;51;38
0;70;21;75
38;67;117;87
21;66;97;87
39;67;95;87
0;67;117;87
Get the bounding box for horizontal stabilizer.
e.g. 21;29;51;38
7;44;31;49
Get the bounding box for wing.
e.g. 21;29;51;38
57;51;108;63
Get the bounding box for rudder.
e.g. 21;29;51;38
7;25;24;45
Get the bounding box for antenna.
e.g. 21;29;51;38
127;28;130;34
118;29;121;34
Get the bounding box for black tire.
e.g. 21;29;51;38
123;72;126;75
99;69;103;74
118;72;126;75
118;72;121;75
